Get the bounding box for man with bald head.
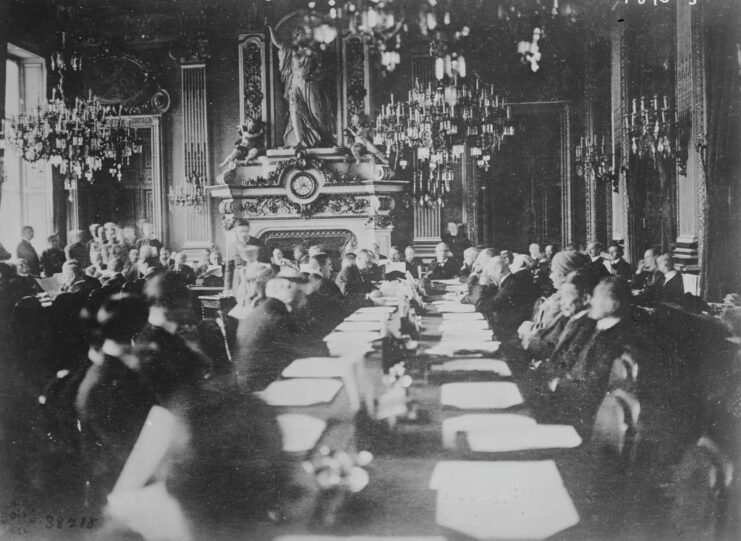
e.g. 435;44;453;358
475;255;539;341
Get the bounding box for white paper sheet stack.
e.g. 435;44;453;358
282;357;361;411
257;378;343;407
425;340;501;357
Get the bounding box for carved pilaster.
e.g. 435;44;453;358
238;34;269;145
341;35;371;146
583;31;598;243
610;14;629;250
561;104;573;247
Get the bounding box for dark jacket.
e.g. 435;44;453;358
65;241;90;268
442;233;472;264
234;297;318;392
298;277;345;336
659;272;684;305
40;247;65;277
335;265;375;297
62;275;100;295
608;258;632;283
524;312;570;361
475;271;539;340
588;257;611;283
427;258;458;280
16;239;40;275
404;257;424;279
173;263;197;285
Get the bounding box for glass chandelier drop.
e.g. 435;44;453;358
624;95;675;163
375;77;514;208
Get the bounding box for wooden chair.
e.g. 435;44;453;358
592;388;641;468
607;351;639;393
669;435;735;541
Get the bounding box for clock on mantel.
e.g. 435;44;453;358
283;164;325;205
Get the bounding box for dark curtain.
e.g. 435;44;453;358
702;1;741;300
51;168;68;246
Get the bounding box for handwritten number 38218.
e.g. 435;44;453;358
45;516;98;529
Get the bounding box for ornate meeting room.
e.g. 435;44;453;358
1;0;740;539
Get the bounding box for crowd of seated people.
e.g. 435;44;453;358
2;224;740;540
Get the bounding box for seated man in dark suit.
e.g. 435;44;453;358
65;229;90;268
40;235;66;277
234;269;324;391
296;253;345;337
632;248;661;291
551;276;643;436
653;252;685;305
426;242;457;280
586;241;611;283
335;251;379;311
172;251;197;285
403;246;424;279
475;256;539;341
61;259;100;295
606;243;632;283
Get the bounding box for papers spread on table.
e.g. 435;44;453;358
282;357;361;411
432;302;476;313
465;424;583;453
354;306;397;315
440;382;523;410
430;359;512;377
334;320;386;333
430;461;580;540
441;312;485;321
432;278;464;286
425;340;500;357
383;261;407;274
442;413;536;449
344;311;390;322
257;378;343;407
276;414;327;454
444;284;469;293
439;332;495;343
323;330;382;343
439;319;490;333
35;276;63;301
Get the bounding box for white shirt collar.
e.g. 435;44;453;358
590;255;601;262
664;270;678;282
596;316;621;331
573;309;589;319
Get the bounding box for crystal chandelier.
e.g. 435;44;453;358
375;77;514;207
575;134;617;192
168;171;206;212
4;32;143;185
624;95;674;163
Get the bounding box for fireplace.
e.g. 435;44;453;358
260;228;356;263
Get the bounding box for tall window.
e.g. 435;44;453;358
0;45;52;254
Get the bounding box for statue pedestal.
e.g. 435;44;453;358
208;148;405;260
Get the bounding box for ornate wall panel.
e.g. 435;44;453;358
610;19;627;246
238;34;268;144
341;35;370;146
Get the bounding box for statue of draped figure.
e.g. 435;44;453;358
268;25;336;149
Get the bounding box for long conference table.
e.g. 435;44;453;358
242;279;625;541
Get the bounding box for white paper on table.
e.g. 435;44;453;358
466;425;583;453
440;332;495;343
257;378;343;407
383;261;407;274
282;357;361;411
334;320;385;332
440;382;523;410
431;359;512;377
323;330;382;343
431;461;580;540
354;306;397;315
442;413;536;449
440;320;490;332
441;312;485;321
443;292;465;301
425;340;500;356
344;311;390;322
433;302;476;313
445;284;469;293
276;414;327;453
112;405;179;494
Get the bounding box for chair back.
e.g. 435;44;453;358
669;435;735;541
683;273;700;296
592;388;641;468
608;351;639;393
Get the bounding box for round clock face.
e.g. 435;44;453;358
290;173;318;200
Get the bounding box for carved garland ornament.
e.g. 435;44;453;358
240;194;371;219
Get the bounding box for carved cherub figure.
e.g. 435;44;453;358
344;113;388;165
219;118;265;168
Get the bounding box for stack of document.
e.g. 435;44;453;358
354;306;397;315
425;340;500;357
441;413;536;449
441;312;485;321
465;425;582;453
276;414;327;454
432;301;476;313
282;357;361;412
439;319;490;333
430;359;512;378
431;278;463;286
440;382;523;410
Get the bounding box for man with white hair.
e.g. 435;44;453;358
427;242;457;280
476;255;539;341
459;246;479;279
234;268;320;391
